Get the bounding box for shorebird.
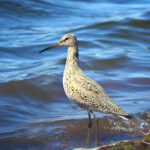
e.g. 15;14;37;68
39;33;133;145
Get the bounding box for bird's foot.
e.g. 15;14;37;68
86;140;91;147
95;140;101;146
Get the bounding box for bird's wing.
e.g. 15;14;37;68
67;71;127;116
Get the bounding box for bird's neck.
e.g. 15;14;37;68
66;44;79;68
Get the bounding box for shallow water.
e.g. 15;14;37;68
0;0;150;149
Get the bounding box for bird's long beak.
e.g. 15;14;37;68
39;42;60;53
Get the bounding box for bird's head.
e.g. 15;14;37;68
39;33;77;53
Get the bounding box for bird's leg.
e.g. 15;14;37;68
86;111;92;146
91;112;99;146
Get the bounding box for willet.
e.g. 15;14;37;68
39;33;133;145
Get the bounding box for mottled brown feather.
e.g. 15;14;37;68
61;33;129;118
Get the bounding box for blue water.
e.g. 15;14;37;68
0;0;150;149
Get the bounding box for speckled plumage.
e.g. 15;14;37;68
62;33;128;117
39;33;132;145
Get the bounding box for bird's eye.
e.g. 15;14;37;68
65;38;69;41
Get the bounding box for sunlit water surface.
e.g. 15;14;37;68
0;0;150;149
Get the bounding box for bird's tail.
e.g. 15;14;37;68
119;114;133;120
